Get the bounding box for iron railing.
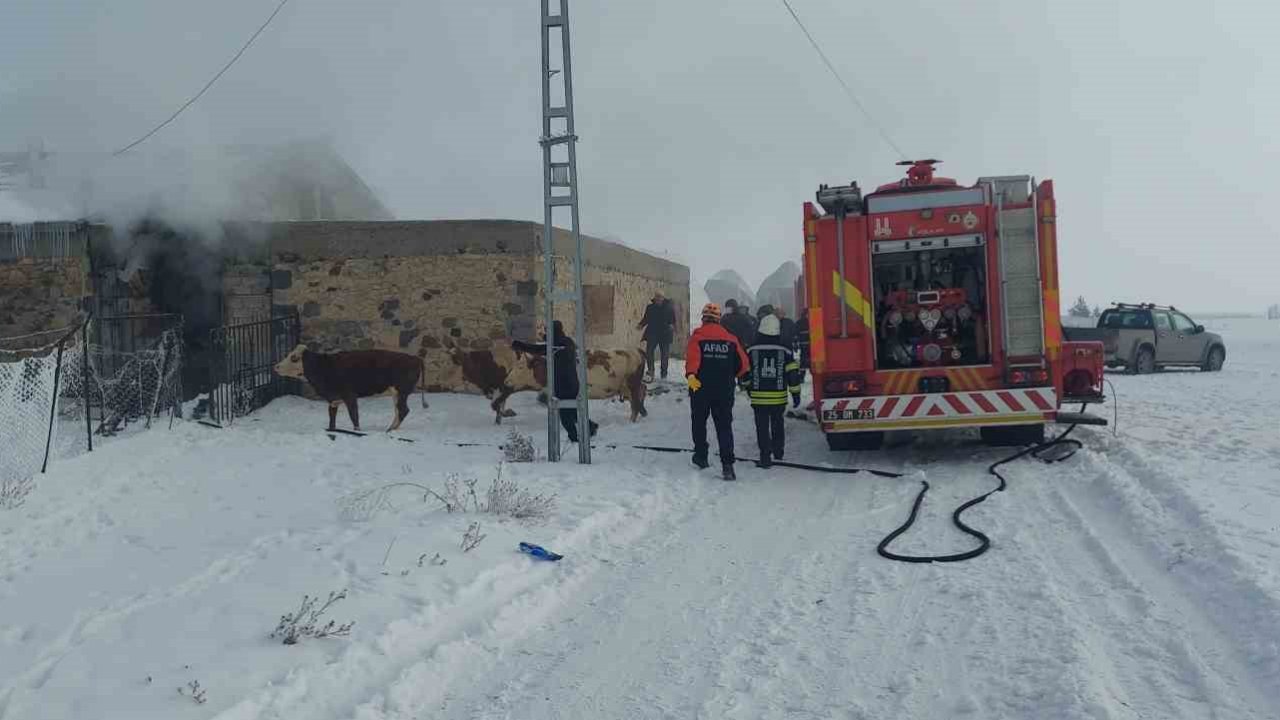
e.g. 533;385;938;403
208;312;300;425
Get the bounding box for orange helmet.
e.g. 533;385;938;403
701;302;721;322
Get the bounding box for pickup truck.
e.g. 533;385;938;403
1062;304;1226;374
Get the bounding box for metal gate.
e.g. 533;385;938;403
208;312;300;425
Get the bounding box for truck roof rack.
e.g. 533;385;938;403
1111;302;1177;311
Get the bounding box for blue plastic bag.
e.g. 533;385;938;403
519;542;563;562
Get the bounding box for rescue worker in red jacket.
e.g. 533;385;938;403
686;303;750;480
745;314;803;468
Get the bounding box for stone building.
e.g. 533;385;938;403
254;220;690;374
0;222;99;340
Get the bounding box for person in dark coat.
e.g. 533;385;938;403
512;320;598;443
721;298;755;349
637;290;676;380
686;303;750;480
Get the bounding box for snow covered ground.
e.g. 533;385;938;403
3;319;1279;719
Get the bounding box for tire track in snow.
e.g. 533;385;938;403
436;462;887;720
0;527;301;720
207;474;686;720
1040;438;1280;716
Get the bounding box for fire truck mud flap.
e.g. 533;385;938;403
1054;411;1108;426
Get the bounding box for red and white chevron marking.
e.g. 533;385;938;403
821;387;1057;420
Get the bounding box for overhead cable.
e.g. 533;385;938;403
113;0;294;156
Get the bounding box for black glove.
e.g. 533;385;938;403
792;393;801;408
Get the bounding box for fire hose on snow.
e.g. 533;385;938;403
619;403;1099;564
445;392;1119;564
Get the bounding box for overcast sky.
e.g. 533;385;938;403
2;0;1276;312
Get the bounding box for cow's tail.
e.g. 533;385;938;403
418;357;429;408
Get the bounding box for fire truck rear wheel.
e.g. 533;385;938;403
826;432;884;452
1132;346;1156;375
980;424;1045;447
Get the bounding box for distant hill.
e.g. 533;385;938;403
704;269;756;309
756;261;801;317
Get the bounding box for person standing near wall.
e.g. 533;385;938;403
686;303;749;481
637;290;676;381
745;314;802;468
512;320;598;443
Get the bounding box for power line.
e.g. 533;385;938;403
113;0;294;156
778;0;907;160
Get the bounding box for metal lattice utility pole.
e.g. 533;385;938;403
540;0;590;464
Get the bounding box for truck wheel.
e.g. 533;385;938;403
980;424;1045;447
1132;346;1155;375
1202;346;1225;372
826;432;884;452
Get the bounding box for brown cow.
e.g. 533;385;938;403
440;345;647;424
530;348;649;423
274;345;428;432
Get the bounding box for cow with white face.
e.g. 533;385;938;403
274;344;428;432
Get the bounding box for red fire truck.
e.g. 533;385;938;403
797;160;1106;451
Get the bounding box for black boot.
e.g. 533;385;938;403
589;421;599;437
756;454;772;469
692;454;710;470
722;463;737;481
774;449;784;461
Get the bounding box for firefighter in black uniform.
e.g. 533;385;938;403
686;303;750;480
745;314;803;468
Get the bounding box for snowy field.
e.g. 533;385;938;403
3;319;1279;719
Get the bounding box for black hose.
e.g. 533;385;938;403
1104;378;1120;435
614;444;902;477
876;410;1086;564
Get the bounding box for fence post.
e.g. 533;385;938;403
41;336;68;474
83;319;92;453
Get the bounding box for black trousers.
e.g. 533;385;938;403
645;338;671;377
559;407;598;442
691;391;735;463
752;405;786;459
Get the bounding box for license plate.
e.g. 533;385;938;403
823;408;875;421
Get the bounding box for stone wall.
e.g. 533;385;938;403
0;256;89;340
271;253;539;383
243;219;690;379
549;258;689;356
222;265;272;326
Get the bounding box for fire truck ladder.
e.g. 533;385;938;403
984;176;1044;364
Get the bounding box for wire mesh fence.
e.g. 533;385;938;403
79;315;184;439
0;321;88;508
0;314;186;508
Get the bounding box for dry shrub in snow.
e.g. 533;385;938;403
461;521;487;552
177;680;207;705
337;464;556;522
484;470;557;521
271;590;355;645
0;476;34;510
503;428;536;463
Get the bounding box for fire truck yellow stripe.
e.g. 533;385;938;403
965;367;985;390
831;271;874;330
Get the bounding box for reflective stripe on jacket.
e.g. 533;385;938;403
746;343;801;406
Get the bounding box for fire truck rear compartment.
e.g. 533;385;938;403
872;244;990;370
